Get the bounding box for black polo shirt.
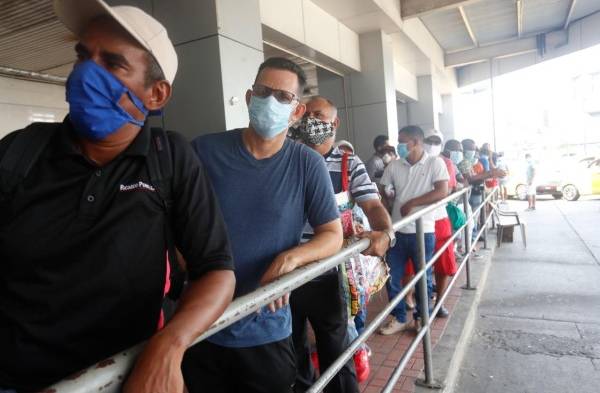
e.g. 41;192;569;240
0;119;233;391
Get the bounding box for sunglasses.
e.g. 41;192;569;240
252;84;298;105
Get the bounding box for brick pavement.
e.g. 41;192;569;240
359;269;465;393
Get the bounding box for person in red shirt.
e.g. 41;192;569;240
424;130;457;317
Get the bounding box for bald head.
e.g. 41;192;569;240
305;96;338;123
299;96;341;155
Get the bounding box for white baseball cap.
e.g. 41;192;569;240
424;129;444;144
335;140;355;153
53;0;178;84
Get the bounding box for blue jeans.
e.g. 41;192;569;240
386;232;435;323
354;305;367;334
469;192;483;241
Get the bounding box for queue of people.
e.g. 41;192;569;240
0;2;506;393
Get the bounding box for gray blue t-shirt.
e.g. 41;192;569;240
192;129;339;348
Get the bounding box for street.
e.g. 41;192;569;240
454;196;600;393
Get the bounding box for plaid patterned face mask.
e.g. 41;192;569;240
297;117;335;145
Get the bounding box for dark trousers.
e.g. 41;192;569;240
290;273;359;393
182;337;296;393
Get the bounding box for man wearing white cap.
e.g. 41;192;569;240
0;1;235;392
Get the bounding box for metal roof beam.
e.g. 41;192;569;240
458;6;478;47
517;0;524;37
564;0;578;29
400;0;483;19
445;36;537;67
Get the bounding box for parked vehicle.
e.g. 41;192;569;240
504;162;563;200
507;179;563;201
559;158;600;201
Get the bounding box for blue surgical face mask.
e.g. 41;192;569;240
248;95;294;140
397;143;409;159
464;150;476;161
450;150;463;165
66;60;148;141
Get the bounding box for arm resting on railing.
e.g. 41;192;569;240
123;269;235;393
465;167;506;183
357;198;393;257
400;180;448;217
259;218;343;311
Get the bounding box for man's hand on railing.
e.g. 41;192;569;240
491;168;507;178
261;252;298;285
400;200;415;217
262;293;291;313
356;198;393;257
260;252;297;312
122;331;185;393
357;230;390;257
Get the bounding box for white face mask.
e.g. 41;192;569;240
382;153;393;164
424;144;442;156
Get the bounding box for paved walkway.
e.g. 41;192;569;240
454;197;600;393
358;260;471;393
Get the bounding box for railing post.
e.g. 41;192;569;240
462;190;476;290
481;189;489;249
414;218;443;389
491;187;497;228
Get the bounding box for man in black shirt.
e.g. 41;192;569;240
0;1;235;392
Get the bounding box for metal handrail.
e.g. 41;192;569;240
311;187;498;392
382;189;497;392
46;186;496;393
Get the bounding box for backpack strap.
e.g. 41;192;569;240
0;122;58;196
147;127;173;210
146;127;186;301
341;151;350;192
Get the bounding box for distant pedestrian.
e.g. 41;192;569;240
525;153;536;211
496;152;509;202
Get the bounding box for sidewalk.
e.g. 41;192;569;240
453;199;600;393
358;278;463;393
358;248;489;393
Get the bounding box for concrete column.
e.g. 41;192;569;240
319;30;398;158
148;0;264;138
315;67;351;142
439;94;456;141
407;75;439;132
397;101;409;130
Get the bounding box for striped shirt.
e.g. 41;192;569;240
301;147;379;242
324;147;379;202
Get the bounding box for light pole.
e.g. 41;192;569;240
489;58;498;151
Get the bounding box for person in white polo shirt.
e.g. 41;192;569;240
378;125;449;335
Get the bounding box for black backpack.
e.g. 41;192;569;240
0;122;186;301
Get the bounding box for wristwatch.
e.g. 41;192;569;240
384;228;396;248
